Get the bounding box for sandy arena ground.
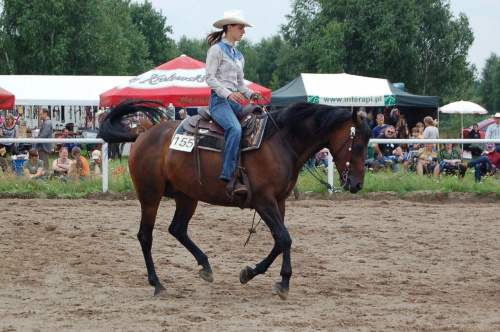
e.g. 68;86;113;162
1;196;499;331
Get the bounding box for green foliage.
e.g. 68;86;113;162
129;0;175;66
0;0;169;75
280;0;475;100
477;54;500;113
169;36;208;62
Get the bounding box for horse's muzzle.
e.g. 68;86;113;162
343;178;363;193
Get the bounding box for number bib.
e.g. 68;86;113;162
170;134;195;152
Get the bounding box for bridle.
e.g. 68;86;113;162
259;96;359;191
330;126;356;190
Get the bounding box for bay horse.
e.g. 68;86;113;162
99;100;371;300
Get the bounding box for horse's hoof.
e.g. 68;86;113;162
154;286;167;296
274;282;289;300
199;269;214;283
239;266;254;284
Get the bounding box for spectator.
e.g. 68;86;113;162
0;127;12;174
52;147;71;179
415;144;440;178
468;123;481;139
68;147;90;179
423;116;439;139
316;148;329;168
35;108;54;173
57;128;77;154
485;113;500;152
403;127;422;172
466;143;500;182
438;143;466;177
0;114;18;156
466;123;483;156
371;125;403;172
90;149;103;175
179;108;190;120
416;122;425;138
24;148;45;180
371;114;388;138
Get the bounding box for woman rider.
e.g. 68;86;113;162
205;10;262;197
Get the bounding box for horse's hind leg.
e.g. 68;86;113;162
137;196;166;295
240;199;292;300
168;194;213;283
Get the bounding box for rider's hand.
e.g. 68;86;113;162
228;92;245;104
251;91;262;100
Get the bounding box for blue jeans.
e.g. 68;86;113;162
305;156;316;171
209;92;243;180
374;156;400;172
467;156;493;182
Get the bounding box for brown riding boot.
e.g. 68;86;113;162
226;177;248;197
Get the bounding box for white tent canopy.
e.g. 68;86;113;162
271;73;440;107
0;75;134;106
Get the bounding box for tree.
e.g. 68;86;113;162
129;0;175;66
170;36;208;62
477;54;500;113
0;0;152;75
280;0;475;100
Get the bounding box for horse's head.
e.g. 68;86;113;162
328;109;371;193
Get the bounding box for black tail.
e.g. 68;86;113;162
98;100;169;143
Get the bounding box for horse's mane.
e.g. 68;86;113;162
263;101;370;142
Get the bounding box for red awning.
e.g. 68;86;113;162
99;54;271;108
0;87;15;110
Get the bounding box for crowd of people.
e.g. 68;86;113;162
0;108;103;181
364;110;500;182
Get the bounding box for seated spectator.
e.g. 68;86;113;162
371;125;402;172
57;128;78;153
90;149;103;175
52;147;71;179
466;143;500;182
68;147;90;179
438;143;466;177
0;114;18;156
316;148;329;168
465;123;483;156
24;148;45;180
0;127;13;174
416;144;440;178
403;127;422;172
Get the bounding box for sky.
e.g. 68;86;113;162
141;0;499;74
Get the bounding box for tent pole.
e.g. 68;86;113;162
461;114;464;151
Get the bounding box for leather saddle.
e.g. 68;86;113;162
183;105;264;140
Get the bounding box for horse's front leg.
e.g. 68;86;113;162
168;194;213;283
240;199;292;300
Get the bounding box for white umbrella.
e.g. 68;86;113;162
439;100;488;150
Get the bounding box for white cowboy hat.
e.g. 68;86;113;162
494;112;500;118
213;10;253;29
96;110;105;117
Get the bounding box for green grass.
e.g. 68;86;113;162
0;157;133;198
2;156;500;198
297;166;500;198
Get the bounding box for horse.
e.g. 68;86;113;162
99;100;371;300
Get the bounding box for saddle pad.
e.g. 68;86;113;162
174;114;268;153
